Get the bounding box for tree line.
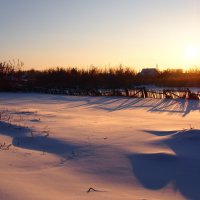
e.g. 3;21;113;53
0;62;200;91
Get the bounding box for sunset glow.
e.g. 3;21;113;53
0;0;200;69
0;1;200;200
185;46;199;61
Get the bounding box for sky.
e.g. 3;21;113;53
0;0;200;70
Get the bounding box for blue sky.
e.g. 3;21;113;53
0;0;200;70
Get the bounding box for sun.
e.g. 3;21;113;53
185;46;199;60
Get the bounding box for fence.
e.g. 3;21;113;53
26;87;200;100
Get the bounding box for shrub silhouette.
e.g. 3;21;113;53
0;63;200;91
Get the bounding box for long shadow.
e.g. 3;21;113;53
129;129;200;200
0;121;132;185
147;98;200;116
0;121;86;158
77;97;199;116
1;93;199;116
68;96;123;109
2;120;200;199
88;98;199;116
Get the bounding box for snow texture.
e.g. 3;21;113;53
0;93;199;200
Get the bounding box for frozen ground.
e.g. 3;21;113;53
0;93;200;200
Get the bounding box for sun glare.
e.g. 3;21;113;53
185;46;199;60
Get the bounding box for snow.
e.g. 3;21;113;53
0;93;199;200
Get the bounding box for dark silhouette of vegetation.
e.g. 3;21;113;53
0;62;200;92
0;60;24;91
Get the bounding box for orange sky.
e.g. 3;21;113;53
0;0;200;70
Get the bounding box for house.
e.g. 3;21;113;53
140;68;159;76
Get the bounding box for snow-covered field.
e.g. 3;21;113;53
0;93;200;200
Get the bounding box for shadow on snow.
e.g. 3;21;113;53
129;129;200;200
0;121;87;157
1;119;200;199
51;95;199;117
0;93;199;116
